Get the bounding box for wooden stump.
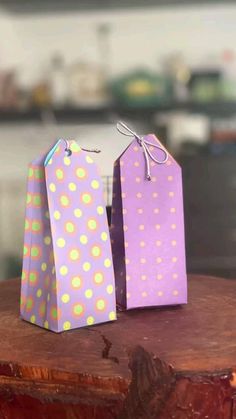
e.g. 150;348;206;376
0;275;235;418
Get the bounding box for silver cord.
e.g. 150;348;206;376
116;121;168;180
60;140;101;157
60;139;72;156
81;147;101;153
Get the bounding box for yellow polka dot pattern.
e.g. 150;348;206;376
74;208;82;218
87;316;95;325
110;136;186;310
57;238;65;248
97;206;104;215
63;321;71;330
69;182;77;191
44;236;51;245
54;211;61;220
21;140;115;333
61;293;70;303
22;162;58;326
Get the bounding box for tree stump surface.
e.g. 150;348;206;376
0;275;235;418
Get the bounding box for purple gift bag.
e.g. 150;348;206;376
110;122;187;310
21;139;116;332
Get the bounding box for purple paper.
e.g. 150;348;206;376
21;140;116;332
110;134;187;309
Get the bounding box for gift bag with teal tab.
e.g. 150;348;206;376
21;139;116;332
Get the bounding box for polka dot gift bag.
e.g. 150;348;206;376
110;122;187;310
20;139;116;332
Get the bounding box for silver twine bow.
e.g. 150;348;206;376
116;121;168;180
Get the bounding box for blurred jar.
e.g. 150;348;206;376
50;53;68;107
0;71;18;109
31;82;51;108
67;62;109;108
221;50;236;100
162;53;190;102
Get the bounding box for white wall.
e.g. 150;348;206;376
0;4;236;86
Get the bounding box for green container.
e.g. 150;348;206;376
111;69;173;108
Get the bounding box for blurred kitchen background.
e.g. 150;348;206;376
0;0;236;279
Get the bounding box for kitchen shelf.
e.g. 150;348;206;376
0;101;236;124
0;107;113;124
0;0;231;14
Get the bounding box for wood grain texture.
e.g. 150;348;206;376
0;275;235;418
